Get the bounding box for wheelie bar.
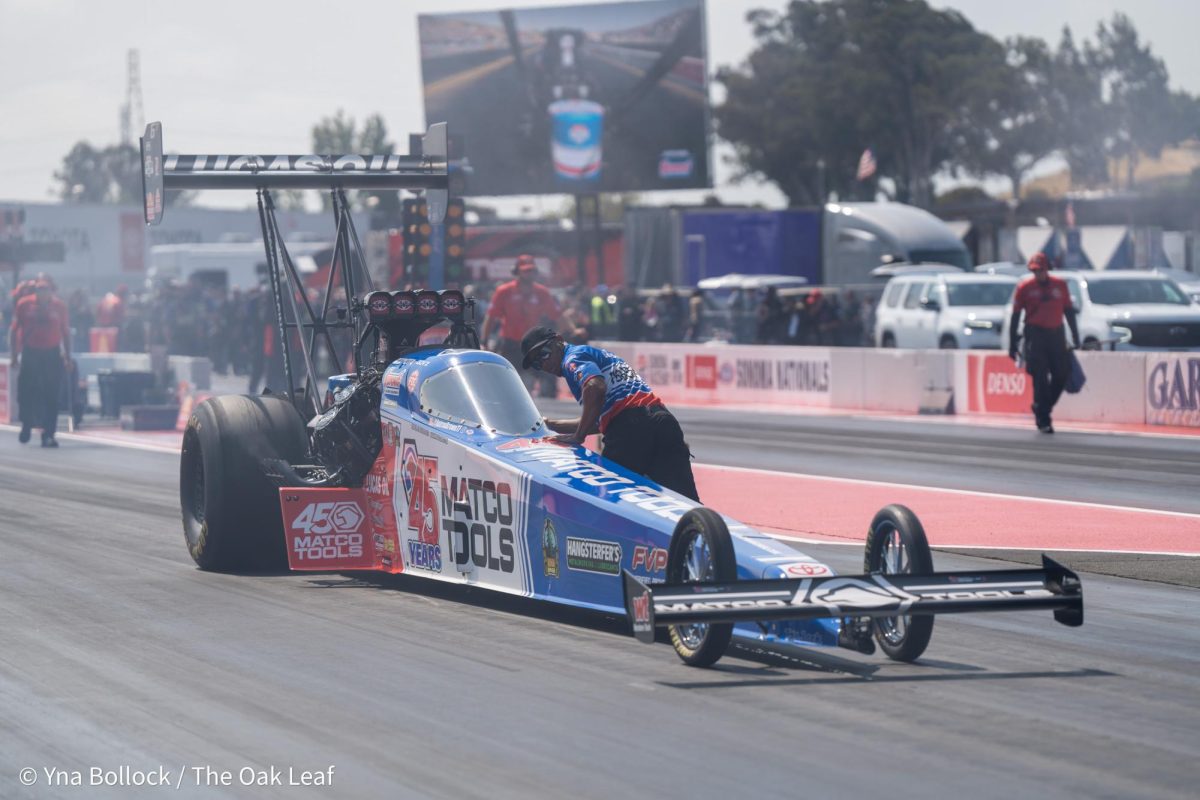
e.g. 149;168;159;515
623;555;1083;644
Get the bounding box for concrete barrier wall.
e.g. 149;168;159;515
591;341;1197;429
954;350;1147;424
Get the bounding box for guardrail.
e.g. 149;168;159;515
591;341;1200;429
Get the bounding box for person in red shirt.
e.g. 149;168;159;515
481;255;580;393
1008;253;1080;433
9;279;71;447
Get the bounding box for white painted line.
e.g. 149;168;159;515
759;530;1200;558
0;424;180;455
697;462;1200;521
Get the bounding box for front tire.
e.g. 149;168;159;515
667;508;736;667
180;394;308;571
864;504;935;662
938;335;958;349
881;332;896;348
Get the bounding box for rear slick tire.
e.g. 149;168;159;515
180;394;308;571
666;508;737;667
864;504;935;662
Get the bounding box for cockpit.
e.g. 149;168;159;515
417;357;546;436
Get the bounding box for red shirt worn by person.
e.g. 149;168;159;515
11;294;70;351
486;280;561;341
1012;275;1073;329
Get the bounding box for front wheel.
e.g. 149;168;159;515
667;508;736;667
864;504;935;662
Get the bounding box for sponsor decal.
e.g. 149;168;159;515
638;352;681;387
736;358;773;389
401;439;440;545
566;537;622;575
631;592;651;627
542;518;560;578
968;354;1032;414
442;475;516;573
291;501;364;536
493;443;697;522
733;358;830;392
685;354;717;390
632;545;668;574
165;153;411;173
779;561;831;578
407;540;442;571
407;370;420;393
653;575;1055;618
805;577;918;611
382;371;403;391
1146;356;1200;426
774;359;830;393
363;472;390;497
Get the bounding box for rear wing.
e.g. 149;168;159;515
139;121;449;225
624;555;1083;644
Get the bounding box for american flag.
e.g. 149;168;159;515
856;148;877;181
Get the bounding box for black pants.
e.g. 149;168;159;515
1025;325;1070;426
602;405;700;501
18;347;63;436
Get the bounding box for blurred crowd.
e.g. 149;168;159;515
1;276;298;391
470;278;876;348
2;271;877;381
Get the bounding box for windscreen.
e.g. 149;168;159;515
419;362;544;435
1086;279;1191;306
946;282;1016;307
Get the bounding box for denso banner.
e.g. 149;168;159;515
966;353;1032;414
628;343;832;407
1145;353;1200;427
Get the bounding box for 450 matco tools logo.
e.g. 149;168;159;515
290;501;365;561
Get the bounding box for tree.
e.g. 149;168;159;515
967;37;1061;199
54;141;193;206
716;0;1012;208
1093;14;1190;189
311;110;400;219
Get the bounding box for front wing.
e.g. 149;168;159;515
623;555;1083;643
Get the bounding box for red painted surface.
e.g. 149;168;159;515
695;465;1200;555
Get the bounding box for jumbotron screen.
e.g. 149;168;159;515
418;0;710;196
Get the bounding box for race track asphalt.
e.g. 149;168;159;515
0;416;1197;798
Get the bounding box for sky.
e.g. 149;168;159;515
1;0;1197;214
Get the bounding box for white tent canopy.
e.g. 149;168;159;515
1016;226;1058;261
1079;226;1130;270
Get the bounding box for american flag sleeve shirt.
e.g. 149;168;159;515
560;344;663;433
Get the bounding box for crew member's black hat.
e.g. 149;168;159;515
520;325;559;369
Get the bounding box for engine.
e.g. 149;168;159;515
307;374;383;486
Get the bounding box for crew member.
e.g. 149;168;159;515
9;279;71;447
1009;253;1080;433
481;255;580;393
522;325;699;500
